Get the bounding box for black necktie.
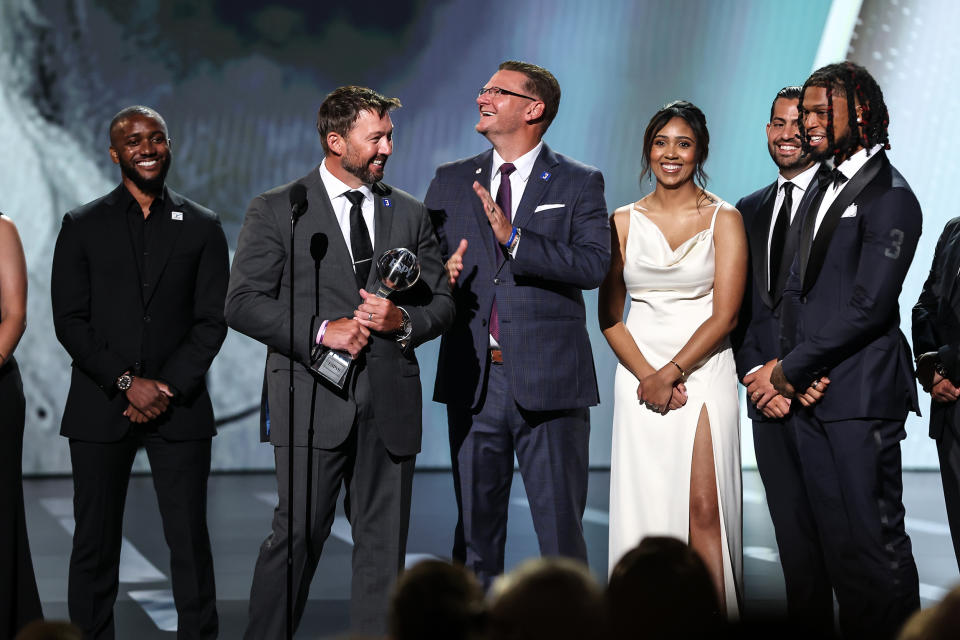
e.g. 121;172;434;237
768;182;793;294
345;190;372;289
817;166;848;191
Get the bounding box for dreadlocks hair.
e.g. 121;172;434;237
798;61;890;164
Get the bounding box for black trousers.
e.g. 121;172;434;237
752;416;833;631
68;425;217;640
791;410;919;639
0;357;43;637
936;420;960;571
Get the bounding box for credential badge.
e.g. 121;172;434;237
171;211;183;221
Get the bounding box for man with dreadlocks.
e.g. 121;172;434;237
771;62;922;638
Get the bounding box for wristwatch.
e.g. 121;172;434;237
116;373;134;391
936;361;949;379
396;306;412;343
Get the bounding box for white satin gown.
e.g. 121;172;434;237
608;200;742;616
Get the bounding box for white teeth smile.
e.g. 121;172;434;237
481;111;494;116
372;160;384;166
809;135;824;144
137;160;157;168
662;164;681;171
778;144;799;152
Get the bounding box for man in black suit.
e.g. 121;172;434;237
51;106;229;640
913;223;960;571
225;86;453;637
733;86;832;629
772;63;921;638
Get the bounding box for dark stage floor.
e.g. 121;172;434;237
24;469;960;638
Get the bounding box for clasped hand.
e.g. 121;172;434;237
123;377;173;424
770;361;830;407
637;367;687;415
743;359;791;419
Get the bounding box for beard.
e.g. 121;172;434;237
342;148;387;185
768;142;810;173
807;125;858;163
119;154;170;195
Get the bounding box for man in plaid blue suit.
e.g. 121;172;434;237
426;60;610;587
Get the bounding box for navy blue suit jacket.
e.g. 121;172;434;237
426;143;610;412
912;217;960;439
734;177;820;422
780;151;920;421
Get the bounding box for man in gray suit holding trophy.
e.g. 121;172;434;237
225;86;454;637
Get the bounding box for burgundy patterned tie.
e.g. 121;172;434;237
489;163;515;342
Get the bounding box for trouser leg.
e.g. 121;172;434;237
752;417;833;630
145;434;218;640
448;363;516;589
68;436;138;640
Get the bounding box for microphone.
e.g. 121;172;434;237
290;183;308;221
310;233;328;269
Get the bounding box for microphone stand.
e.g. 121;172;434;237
286;202;300;640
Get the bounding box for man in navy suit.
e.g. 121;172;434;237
733;86;833;630
426;60;609;587
772;62;921;638
912;223;960;571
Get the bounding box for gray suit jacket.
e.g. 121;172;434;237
225;166;454;456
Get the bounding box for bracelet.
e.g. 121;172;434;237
317;320;330;346
669;360;686;381
503;226;518;248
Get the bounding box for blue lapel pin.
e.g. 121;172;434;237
540;171;551;181
382;198;392;207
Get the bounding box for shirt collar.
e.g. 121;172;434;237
319;160;373;202
118;183;168;213
836;144;883;180
492;140;543;183
778;161;820;192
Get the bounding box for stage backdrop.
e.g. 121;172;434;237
1;0;945;473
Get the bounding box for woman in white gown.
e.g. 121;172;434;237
599;101;747;616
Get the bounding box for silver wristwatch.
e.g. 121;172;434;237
116;373;133;391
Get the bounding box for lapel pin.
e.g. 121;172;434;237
540;171;551;181
171;211;183;221
475;167;482;175
382;198;392;208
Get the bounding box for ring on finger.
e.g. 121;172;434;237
368;312;373;321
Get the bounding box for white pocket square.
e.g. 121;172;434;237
841;204;857;218
534;203;565;212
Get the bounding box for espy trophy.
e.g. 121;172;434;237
309;248;421;389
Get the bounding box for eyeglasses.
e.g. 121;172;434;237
478;86;537;101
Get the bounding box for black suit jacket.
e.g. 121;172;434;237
224;167;454;456
51;185;230;442
912;217;960;439
733;176;819;422
780;151;921;421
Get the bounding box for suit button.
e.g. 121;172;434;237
143;315;151;323
494;278;501;285
481;319;487;326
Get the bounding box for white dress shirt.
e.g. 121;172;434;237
319;160;375;265
812;144;882;237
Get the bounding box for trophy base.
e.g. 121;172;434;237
309;346;352;390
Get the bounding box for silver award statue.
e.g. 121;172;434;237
310;248;421;389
